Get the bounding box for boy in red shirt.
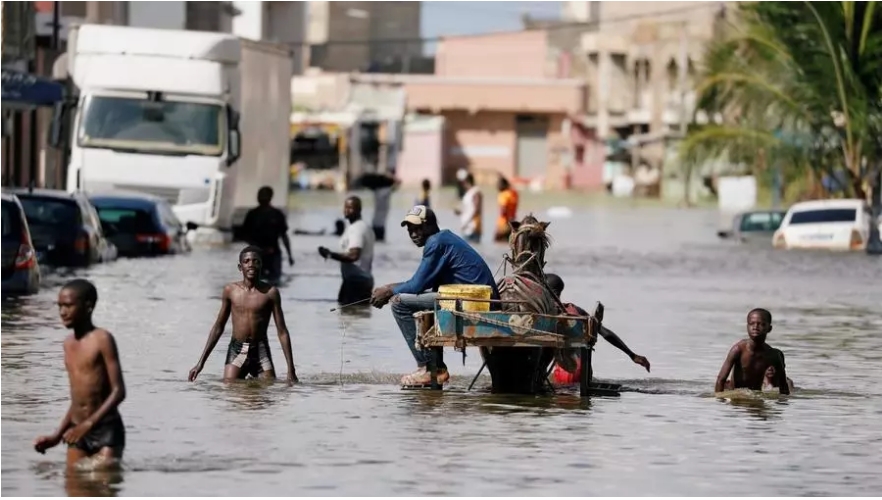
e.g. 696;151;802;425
546;274;650;385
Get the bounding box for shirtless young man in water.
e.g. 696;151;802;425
188;246;298;384
715;308;790;395
34;279;127;470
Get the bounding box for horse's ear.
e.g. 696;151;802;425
509;220;521;232
540;221;550;230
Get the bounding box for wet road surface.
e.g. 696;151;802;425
3;192;882;495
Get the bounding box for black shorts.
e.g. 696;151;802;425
338;275;374;305
69;412;125;454
225;339;275;378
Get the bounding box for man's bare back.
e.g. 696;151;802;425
189;247;298;384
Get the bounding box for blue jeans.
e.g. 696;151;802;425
391;292;442;368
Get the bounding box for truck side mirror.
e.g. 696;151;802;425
49;101;66;148
226;106;241;167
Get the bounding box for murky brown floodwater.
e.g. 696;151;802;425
3;191;882;495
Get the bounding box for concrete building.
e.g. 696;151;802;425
430;31;589;189
34;2;306;72
306;1;422;72
562;1;727;192
291;28;590;190
360;30;589;190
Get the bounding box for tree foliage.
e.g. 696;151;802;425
682;1;882;200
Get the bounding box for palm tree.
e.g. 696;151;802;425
682;1;882;201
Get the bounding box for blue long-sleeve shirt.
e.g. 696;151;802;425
393;230;500;300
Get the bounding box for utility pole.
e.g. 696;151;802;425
677;21;688;138
868;162;882;255
677;21;691;206
51;1;59;50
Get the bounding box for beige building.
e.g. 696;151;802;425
561;1;728;189
306;1;422;72
42;1;307;72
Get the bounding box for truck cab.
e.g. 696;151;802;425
52;24;291;238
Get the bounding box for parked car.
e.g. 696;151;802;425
718;209;787;244
2;193;41;295
8;188;117;267
90;191;194;257
773;199;880;251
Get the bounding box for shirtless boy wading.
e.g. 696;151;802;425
34;279;127;470
715;308;790;395
189;246;298;384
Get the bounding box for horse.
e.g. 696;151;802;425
480;214;568;394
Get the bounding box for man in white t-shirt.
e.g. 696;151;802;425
318;196;375;305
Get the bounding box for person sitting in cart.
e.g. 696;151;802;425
370;205;500;388
545;274;651;385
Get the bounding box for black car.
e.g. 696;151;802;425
90;191;193;257
8;188;117;267
1;192;42;295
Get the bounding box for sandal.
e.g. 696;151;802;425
401;368;450;388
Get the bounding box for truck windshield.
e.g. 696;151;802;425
79;96;224;156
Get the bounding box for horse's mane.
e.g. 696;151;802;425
512;214;551;251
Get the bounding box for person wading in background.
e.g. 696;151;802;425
318;196;375;305
241;186;294;282
454;173;483;244
495;176;519;242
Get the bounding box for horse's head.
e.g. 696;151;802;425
507;214;551;273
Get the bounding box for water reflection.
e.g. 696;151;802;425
64;469;125;497
3;200;881;495
718;394;786;421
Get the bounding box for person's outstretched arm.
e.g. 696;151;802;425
271;287;297;385
189;285;232;381
715;343;740;393
598;325;651;372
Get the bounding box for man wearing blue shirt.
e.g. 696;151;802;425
371;205;500;387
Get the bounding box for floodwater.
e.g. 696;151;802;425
3;191;881;496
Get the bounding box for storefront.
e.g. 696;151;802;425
1;66;65;188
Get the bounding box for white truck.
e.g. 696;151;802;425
52;24;292;238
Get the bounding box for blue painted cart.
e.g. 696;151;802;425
414;298;605;396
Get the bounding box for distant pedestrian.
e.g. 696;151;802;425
241;186;294;282
495;176;519;242
370;173;400;242
454;173;482;243
416;178;431;209
318;196;375;305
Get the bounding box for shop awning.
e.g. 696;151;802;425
1;67;64;108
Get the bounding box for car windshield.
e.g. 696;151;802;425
2;200;20;238
789;208;857;225
79;95;224;156
96;206;156;234
18;197;79;227
740;212;784;232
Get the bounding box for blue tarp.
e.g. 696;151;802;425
1;67;64;107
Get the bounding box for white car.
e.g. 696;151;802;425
773;199;880;251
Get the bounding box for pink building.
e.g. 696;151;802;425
360;30;601;190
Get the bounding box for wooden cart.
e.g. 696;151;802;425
414;298;610;396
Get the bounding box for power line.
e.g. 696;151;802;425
292;2;723;47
